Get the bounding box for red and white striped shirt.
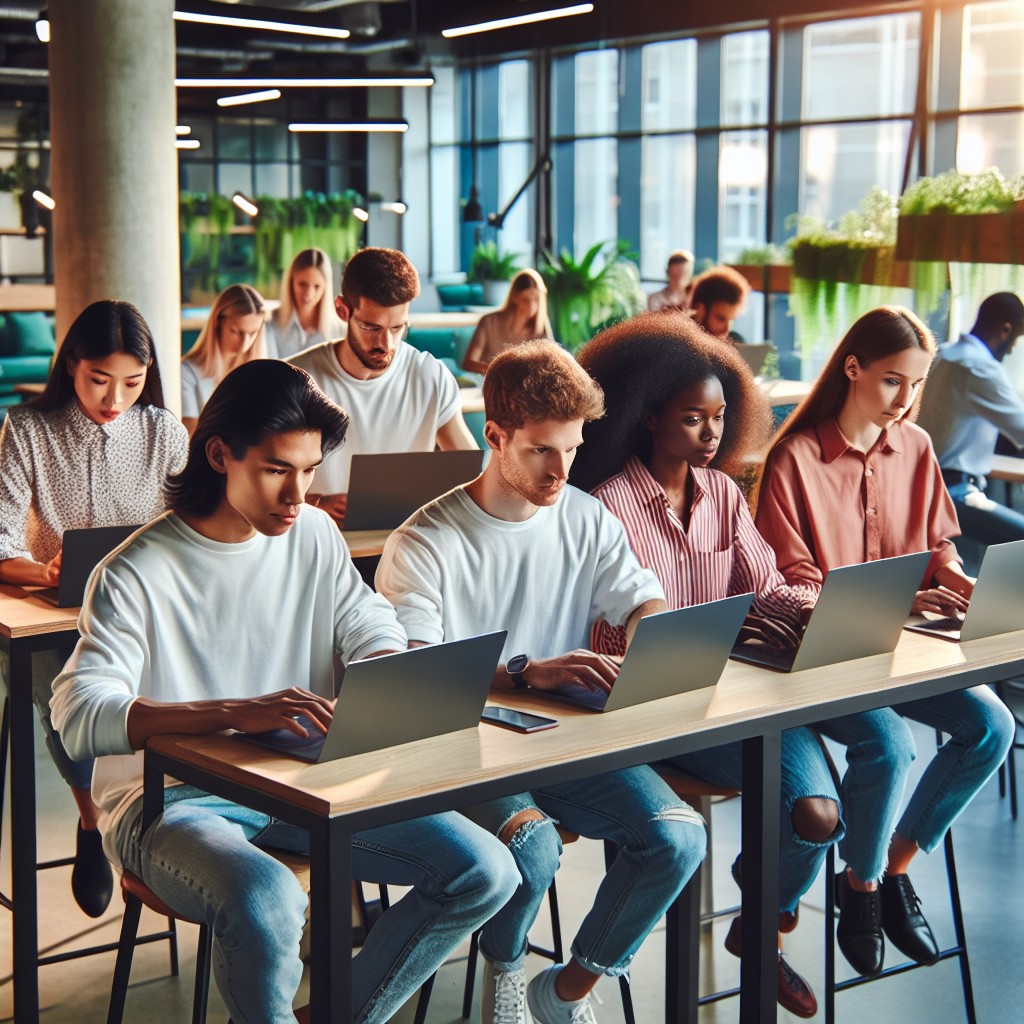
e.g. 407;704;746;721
591;457;814;655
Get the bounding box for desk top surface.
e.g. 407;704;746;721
0;585;78;640
759;378;812;407
149;626;1024;823
989;453;1024;483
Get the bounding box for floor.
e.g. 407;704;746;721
2;716;1022;1023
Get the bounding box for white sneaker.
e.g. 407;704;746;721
481;960;532;1024
527;966;598;1024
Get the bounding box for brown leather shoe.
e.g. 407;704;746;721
725;916;818;1019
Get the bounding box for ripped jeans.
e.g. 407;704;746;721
463;764;707;976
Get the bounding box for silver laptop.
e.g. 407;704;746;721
344;450;485;530
551;593;754;712
239;631;506;762
733;342;773;376
730;551;931;672
905;539;1024;643
38;524;142;607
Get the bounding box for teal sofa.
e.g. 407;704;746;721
435;283;484;312
0;312;56;417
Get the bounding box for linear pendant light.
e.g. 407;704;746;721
173;10;350;40
176;76;433;88
288;122;409;133
443;3;594;39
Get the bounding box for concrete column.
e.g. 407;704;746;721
48;0;181;412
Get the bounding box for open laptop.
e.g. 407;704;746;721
344;450;485;531
732;342;773;376
549;593;754;712
37;524;142;608
239;630;506;762
730;551;931;672
905;539;1024;643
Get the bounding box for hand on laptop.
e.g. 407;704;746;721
738;611;802;649
231;688;335;737
309;492;347;527
522;651;620;694
912;587;970;618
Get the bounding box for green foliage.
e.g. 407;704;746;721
540;240;645;352
466;241;521;283
734;244;789;266
899;168;1024;216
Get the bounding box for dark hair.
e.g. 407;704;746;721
484;339;605;431
341;247;420;310
31;299;166;412
769;305;935;451
690;265;750;311
571;311;772;492
167;360;349;518
974;292;1024;334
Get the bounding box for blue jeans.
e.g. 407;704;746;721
112;786;520;1024
670;726;845;911
821;686;1013;880
946;480;1024;547
463;765;706;977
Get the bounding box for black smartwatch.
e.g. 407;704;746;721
506;653;530;689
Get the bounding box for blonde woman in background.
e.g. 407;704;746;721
181;283;266;435
266;247;337;359
462;268;554;374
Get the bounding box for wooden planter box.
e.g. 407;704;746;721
896;204;1024;264
790;244;912;288
728;264;792;294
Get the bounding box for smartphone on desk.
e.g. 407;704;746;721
481;706;559;733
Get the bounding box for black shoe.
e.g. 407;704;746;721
834;870;884;977
71;823;113;918
880;872;940;965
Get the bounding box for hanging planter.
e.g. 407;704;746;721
728;263;792;294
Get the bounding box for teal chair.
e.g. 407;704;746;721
435;283;484;312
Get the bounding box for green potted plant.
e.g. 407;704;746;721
540;240;645;352
728;244;791;294
467;241;521;305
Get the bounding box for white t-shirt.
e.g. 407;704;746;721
50;507;407;859
180;359;217;418
288;341;462;493
375;484;665;660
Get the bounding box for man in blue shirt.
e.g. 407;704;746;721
917;292;1024;550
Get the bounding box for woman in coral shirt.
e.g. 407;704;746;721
756;305;1013;979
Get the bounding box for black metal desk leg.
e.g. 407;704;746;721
665;864;701;1024
740;731;782;1024
310;819;352;1023
10;642;40;1024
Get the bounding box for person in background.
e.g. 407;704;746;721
181;283;267;435
689;265;751;340
916;292;1024;546
266;247;338;360
647;249;695;312
378;340;706;1024
50;359;519;1024
756;305;1014;979
0;299;188;918
572;312;837;1019
462;268;554;374
289;246;478;527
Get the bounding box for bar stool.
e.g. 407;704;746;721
818;731;977;1024
106;849;311;1024
995;679;1024;820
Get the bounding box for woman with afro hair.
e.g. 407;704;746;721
571;312;839;1019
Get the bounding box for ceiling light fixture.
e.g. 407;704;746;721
34;11;49;43
176;76;433;88
380;200;407;215
217;88;282;108
175;125;192;135
442;3;594;38
232;192;259;217
353;207;369;223
175;139;201;150
288;122;409;133
173;10;350;41
31;189;54;210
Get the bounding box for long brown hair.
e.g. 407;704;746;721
770;305;936;450
183;284;266;382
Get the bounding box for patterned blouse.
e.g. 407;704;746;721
0;401;189;564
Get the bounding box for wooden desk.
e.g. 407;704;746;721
759;378;812;408
460;386;484;414
0;587;81;1024
0;283;56;312
989;453;1024;484
339;529;392;560
143;627;1024;1024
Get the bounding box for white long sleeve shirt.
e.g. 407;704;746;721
50;506;407;858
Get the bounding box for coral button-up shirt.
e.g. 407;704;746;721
755;417;962;595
